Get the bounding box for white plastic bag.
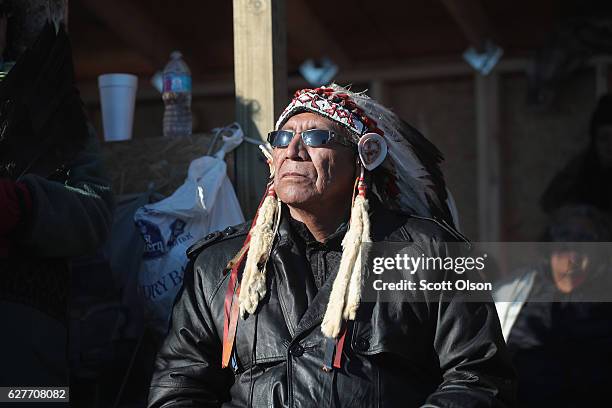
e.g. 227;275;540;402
134;155;244;335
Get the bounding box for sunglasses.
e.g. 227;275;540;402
267;129;354;149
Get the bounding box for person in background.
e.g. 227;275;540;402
541;94;612;214
0;0;113;388
494;205;612;408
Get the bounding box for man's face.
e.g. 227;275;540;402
595;125;612;168
272;112;357;209
550;250;590;293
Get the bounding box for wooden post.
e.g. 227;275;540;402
475;72;501;242
233;0;287;218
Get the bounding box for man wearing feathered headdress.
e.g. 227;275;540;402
149;85;516;407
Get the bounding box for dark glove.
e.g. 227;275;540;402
0;178;32;236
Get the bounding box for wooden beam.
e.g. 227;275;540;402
81;0;176;68
287;0;349;67
233;0;287;217
79;56;612;105
74;49;157;80
77;57;534;105
475;72;501;242
78;80;235;105
440;0;495;52
291;57;529;93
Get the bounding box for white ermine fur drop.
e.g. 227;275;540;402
238;189;279;317
321;190;371;338
343;194;370;321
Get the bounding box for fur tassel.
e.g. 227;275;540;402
343;194;370;320
321;169;369;338
239;187;279;317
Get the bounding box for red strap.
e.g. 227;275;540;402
221;271;236;361
221;182;274;368
220;182;275;368
333;324;348;369
221;240;250;368
221;285;241;368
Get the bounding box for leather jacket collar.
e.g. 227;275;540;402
270;205;343;337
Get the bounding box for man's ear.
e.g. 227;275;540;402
358;133;388;171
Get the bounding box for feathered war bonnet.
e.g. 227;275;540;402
220;84;454;368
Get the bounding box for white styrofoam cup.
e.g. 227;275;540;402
98;73;138;142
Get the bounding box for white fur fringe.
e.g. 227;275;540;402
321;193;370;338
238;190;280;317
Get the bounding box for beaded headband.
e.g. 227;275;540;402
275;87;382;137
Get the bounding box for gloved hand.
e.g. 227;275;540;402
0;178;32;237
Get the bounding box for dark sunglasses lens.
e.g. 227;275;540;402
302;130;331;146
268;130;294;147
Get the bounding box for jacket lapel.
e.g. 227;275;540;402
293;265;338;337
269;211;318;337
291;198;385;338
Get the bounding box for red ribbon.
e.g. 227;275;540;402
221;183;275;368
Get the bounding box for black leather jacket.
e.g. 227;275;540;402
148;203;516;408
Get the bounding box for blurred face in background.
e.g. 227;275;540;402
550;249;590;293
595;124;612;168
272;112;357;211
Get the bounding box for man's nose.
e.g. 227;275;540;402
285;132;307;160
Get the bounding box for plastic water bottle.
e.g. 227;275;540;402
162;51;192;137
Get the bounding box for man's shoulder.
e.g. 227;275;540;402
187;221;251;260
186;221;251;286
376;206;469;245
404;214;469;244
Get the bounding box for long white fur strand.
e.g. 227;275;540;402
343;196;370;320
238;192;278;317
321;194;368;338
